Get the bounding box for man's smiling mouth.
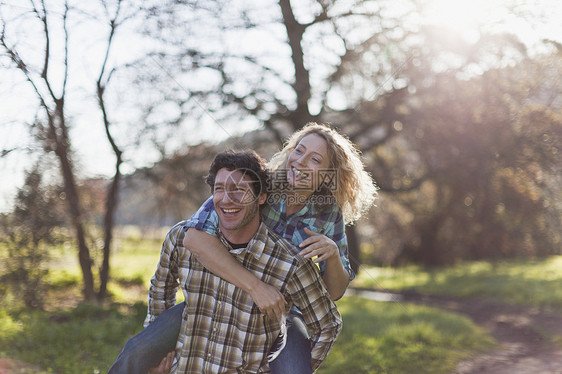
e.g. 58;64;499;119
222;208;241;214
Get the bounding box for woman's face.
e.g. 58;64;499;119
285;133;331;193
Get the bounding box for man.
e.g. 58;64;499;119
142;150;341;373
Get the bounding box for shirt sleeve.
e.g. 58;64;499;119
144;222;183;327
286;259;342;372
318;207;355;285
184;196;219;237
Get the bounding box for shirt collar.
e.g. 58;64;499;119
218;221;268;261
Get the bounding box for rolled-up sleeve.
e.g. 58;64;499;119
319;209;355;287
144;222;183;327
184;196;219;237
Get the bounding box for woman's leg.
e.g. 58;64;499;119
269;313;312;374
107;301;184;374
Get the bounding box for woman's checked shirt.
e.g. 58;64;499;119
187;196;355;289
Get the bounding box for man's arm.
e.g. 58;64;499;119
286;259;342;372
144;222;183;327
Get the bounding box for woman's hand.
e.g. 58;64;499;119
148;351;175;374
298;227;339;263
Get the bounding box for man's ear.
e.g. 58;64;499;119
258;193;267;205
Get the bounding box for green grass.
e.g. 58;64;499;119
319;297;493;374
0;297;492;374
20;232;562;373
353;256;562;310
0;302;147;374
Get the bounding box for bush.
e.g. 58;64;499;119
0;166;65;309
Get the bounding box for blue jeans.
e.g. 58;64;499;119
107;302;184;374
269;312;312;374
107;303;312;374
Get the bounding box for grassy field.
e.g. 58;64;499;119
13;232;562;373
0;296;493;374
353;256;562;311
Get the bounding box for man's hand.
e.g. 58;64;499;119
248;280;286;322
148;351;175;374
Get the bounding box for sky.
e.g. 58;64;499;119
1;0;562;213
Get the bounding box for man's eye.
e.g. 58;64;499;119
312;158;320;163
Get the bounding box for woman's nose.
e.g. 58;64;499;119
296;154;306;166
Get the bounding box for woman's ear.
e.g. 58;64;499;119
258;193;267;205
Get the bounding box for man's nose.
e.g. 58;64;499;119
222;190;234;203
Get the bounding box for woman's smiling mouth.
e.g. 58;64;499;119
291;167;308;179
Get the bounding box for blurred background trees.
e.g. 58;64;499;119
1;0;561;300
0;164;65;308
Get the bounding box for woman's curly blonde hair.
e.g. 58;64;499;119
267;122;378;224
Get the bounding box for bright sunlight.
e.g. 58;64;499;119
423;0;562;45
424;0;497;38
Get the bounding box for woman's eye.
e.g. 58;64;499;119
294;148;303;154
312;158;320;163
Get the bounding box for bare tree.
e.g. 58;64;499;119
95;0;129;300
135;0;558;270
1;0;96;299
0;0;138;300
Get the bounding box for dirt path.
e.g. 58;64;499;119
350;288;562;374
0;358;47;374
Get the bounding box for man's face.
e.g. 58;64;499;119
213;168;265;233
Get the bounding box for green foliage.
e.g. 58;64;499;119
49;271;81;289
0;302;146;374
371;53;562;266
0;166;66;308
354;256;562;310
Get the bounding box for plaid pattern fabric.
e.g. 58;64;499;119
187;196;355;286
146;221;341;373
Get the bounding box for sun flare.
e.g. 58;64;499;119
424;0;495;36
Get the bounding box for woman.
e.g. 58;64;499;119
109;122;377;374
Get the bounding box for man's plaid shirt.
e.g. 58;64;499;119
145;221;342;373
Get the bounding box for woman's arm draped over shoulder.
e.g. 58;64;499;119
183;197;287;321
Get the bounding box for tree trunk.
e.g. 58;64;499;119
346;225;361;276
416;214;445;267
98;155;122;300
278;0;315;128
96;55;123;300
52;110;95;300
